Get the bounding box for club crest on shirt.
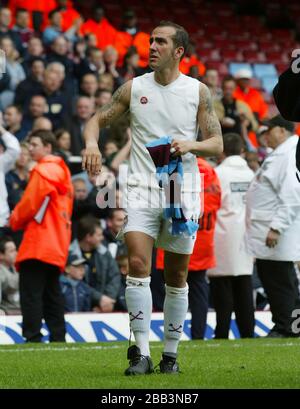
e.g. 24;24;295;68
140;96;148;104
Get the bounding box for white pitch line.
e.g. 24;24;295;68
0;341;299;353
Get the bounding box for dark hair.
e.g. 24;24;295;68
223;133;245;156
0;236;14;254
28;129;57;152
16;8;28;15
48;8;61;19
222;75;236;87
77;216;102;242
29;56;45;67
5;104;22;114
54;128;69;141
156;21;189;61
95;88;112;98
108;208;125;219
87;46;101;58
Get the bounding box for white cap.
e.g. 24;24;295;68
234;69;252;79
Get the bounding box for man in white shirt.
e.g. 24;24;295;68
245;115;300;337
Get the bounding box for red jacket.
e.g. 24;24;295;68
10;155;74;271
156;158;221;271
80;18;117;50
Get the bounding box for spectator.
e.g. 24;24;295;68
0;36;26;110
179;42;206;78
98;73;114;93
95;88;112;109
3;104;27;141
0;115;21;237
54;128;71;160
117;46;144;82
208;133;255;339
103;45;123;90
69;216;121;312
103;208;126;258
11;8;34;55
245;115;300;337
9;129;74;343
56;0;81;32
234;69;268;121
103;139;118;167
32;116;53;132
45;61;74;98
22;37;45;75
0;7;22;52
245;151;260;172
75;46;105;80
202;68;222;101
71;178;93;239
80;6;117;51
0;236;20;314
21;95;48;133
60;254;91;313
114;246;129;312
214;76;258;150
46;36;74;80
65;96;95;155
5;141;31;211
79;73;98;98
15;57;45;107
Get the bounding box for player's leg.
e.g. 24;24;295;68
124;231;155;375
159;250;191;373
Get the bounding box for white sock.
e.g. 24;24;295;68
125;276;152;356
163;284;189;355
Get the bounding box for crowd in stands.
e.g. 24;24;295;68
1;0;300;340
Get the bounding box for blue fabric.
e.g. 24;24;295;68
145;136;198;237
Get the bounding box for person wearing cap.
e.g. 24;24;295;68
60;254;91;313
233;69;268;121
245;115;300;337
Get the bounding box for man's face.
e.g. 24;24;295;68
52;37;68;55
31;60;45;78
237;78;250;90
90;49;103;67
28;38;43;56
81;75;98;95
4;107;22;127
0;241;17;267
87;227;104;249
73;180;88;201
43;72;62;93
204;70;218;87
28;137;51;161
68;264;85;280
96;91;112;108
16;11;29;28
149;26;181;71
222;80;236;100
0;8;11;27
76;98;94;120
16;146;30;168
29;96;47;117
263;126;285;150
109;211;126;234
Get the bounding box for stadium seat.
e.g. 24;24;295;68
228;62;253;76
222;50;243;63
253;63;277;79
261;76;279;94
243;51;266;63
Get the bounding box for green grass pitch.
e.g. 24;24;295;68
1;338;300;389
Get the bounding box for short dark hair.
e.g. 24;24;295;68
16;8;28;15
223;133;245;156
0;236;14;254
54;128;69;141
48;8;60;19
156;21;189;61
28;129;57;152
222;75;236;87
77;216;102;242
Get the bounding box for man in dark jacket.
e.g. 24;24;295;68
69;216;121;312
273;58;300;178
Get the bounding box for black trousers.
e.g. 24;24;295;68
19;259;66;343
256;259;300;336
210;275;255;339
151;268;209;339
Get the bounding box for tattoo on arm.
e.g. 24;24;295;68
97;82;129;127
199;85;222;138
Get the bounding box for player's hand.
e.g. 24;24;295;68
266;229;280;248
82;144;102;175
171;139;194;156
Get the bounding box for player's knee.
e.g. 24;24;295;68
165;269;187;287
128;255;149;277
